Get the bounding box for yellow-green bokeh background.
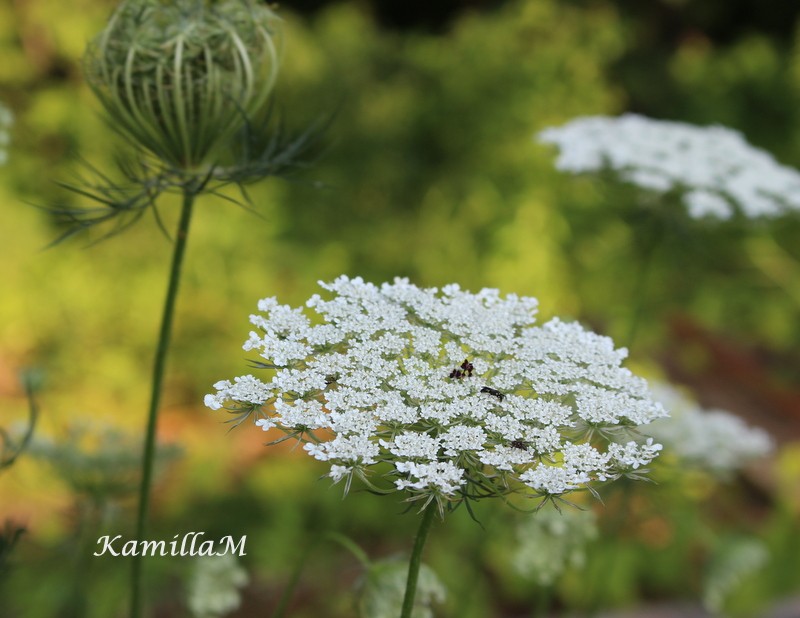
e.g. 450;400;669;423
2;1;800;616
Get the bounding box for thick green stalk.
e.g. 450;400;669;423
400;502;437;618
130;190;195;618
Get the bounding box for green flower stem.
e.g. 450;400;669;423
624;215;664;352
531;584;552;618
131;189;195;618
624;243;654;351
400;502;437;618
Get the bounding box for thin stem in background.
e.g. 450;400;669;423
400;502;437;618
0;372;39;472
130;189;195;618
624;215;665;352
625;242;655;351
531;584;552;618
270;530;372;618
270;541;314;618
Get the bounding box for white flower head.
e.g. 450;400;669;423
206;276;665;514
513;506;598;585
358;557;446;618
187;554;248;618
647;383;773;475
538;114;800;219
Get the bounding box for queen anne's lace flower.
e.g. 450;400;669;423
206;276;666;512
187;554;248;618
512;506;597;586
538;114;800;219
647;384;773;475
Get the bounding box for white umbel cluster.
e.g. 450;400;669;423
538;114;800;219
206;276;666;509
647;383;773;475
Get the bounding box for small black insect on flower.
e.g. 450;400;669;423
480;386;504;401
449;358;474;380
509;439;529;451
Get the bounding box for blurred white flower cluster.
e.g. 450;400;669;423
206;276;666;512
703;537;769;614
28;421;181;499
187;554;248;618
648;384;773;475
0;102;13;166
358;558;446;618
538;113;800;219
513;506;597;586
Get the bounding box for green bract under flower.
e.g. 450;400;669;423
206;276;666;513
84;0;281;169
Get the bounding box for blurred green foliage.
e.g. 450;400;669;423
1;0;799;616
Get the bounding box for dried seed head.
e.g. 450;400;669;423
84;0;282;169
